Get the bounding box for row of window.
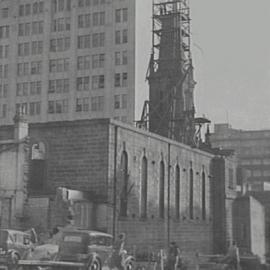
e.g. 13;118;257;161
52;0;71;13
19;1;44;17
78;12;105;28
17;62;42;76
16;81;42;97
120;153;207;220
78;0;105;7
77;33;105;49
18;21;43;36
75;96;104;112
18;41;43;56
16;102;41;116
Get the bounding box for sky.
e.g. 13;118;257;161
190;0;270;130
137;0;270;131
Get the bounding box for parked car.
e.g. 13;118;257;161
0;229;34;265
56;229;134;270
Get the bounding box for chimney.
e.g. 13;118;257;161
13;111;28;140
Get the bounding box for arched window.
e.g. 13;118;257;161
189;168;194;219
29;142;46;194
159;161;165;218
120;151;128;217
175;165;180;219
202;171;206;220
141;156;148;218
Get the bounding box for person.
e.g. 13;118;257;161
167;242;181;270
111;233;126;269
224;240;240;270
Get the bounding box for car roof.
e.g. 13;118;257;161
0;229;28;236
63;229;112;238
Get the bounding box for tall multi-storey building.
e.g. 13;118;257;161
0;0;152;124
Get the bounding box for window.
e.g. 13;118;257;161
120;151;128;217
31;61;42;75
92;33;105;48
115;52;121;66
17;63;29;76
2;104;6;118
0;25;9;39
122;72;128;87
159;161;165;219
77;55;91;70
32;21;43;35
228;168;234;189
52;17;71;32
78;14;91;28
49;58;69;72
30;81;42;95
122;29;128;43
76;98;89;112
78;35;91;49
141;156;148;218
48;99;68;114
31;41;43;55
202;171;206;220
92;75;104;89
49;79;69;93
76;77;90;91
2;8;8;19
114;73;121;87
29;102;41;115
115;31;121;44
91;96;104;111
0;65;8;78
17;83;29;96
92;54;105;68
115;8;128;23
115;9;121;23
0;84;8;98
50;37;70;52
114;94;127;109
189;168;194;219
114;95;120;109
122;51;128;65
175;165;180;219
93;12;105;26
16;103;28;115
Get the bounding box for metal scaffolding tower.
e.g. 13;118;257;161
138;0;197;145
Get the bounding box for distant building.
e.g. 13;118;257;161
0;0;152;125
211;123;270;191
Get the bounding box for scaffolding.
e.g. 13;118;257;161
138;0;196;145
151;0;191;73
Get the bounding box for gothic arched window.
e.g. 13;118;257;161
119;151;128;217
140;156;148;218
159;161;165;219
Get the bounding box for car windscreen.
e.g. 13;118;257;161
89;236;112;246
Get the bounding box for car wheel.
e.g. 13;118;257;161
88;258;101;270
125;261;133;270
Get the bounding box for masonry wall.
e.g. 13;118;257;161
28;119;110;196
106;121;214;257
233;196;265;262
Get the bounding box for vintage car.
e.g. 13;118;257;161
0;229;34;265
56;229;134;270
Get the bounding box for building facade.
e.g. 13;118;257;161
0;0;152;125
0;118;240;261
211;123;270;191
